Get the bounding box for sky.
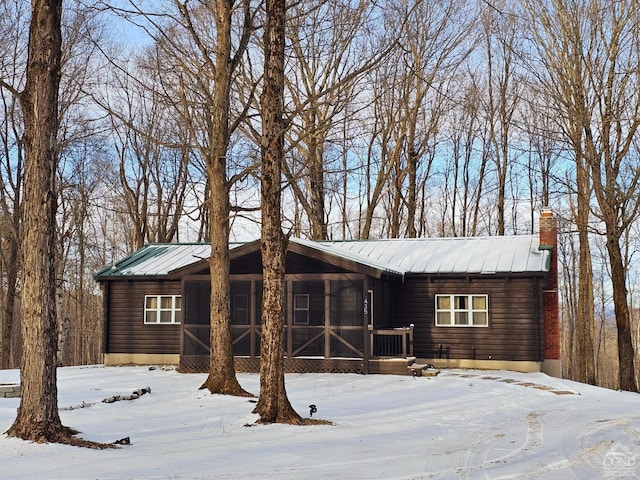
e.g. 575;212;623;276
1;365;639;479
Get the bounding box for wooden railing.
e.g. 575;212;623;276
370;325;414;358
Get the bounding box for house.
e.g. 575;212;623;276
94;210;561;377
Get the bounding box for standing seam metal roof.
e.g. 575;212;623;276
316;235;548;274
94;235;549;279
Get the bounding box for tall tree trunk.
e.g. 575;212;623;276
308;142;327;240
0;126;22;370
559;232;578;379
201;162;250;395
254;0;301;424
1;239;18;369
406;148;418;238
606;229;638;392
6;0;68;443
199;0;251;397
575;156;595;385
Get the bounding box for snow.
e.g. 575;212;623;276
1;366;639;479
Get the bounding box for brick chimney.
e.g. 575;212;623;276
539;208;561;377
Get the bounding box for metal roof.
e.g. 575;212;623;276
290;237;404;276
316;235;549;275
95;235;549;279
95;243;223;278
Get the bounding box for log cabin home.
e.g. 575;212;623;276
94;210;561;377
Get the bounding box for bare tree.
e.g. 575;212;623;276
439;73;489;236
282;0;376;239
523;0;640;391
360;0;472;239
56;140;111;365
358;68;403;239
558;217;579;379
254;0;302;424
171;0;255;396
103;0;256;394
107;69;190;250
520;100;565;230
1;0;117;370
480;1;523;235
0;91;23;370
0;0;28;370
3;0;66;442
54;3;112;366
139;0;257;394
2;0;106;446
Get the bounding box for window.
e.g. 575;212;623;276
435;294;488;327
293;294;310;325
144;295;182;324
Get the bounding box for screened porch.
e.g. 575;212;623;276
180;273;389;373
228;274;367;360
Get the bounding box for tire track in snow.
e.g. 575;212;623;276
447;412;544;479
183;412;547;480
488;415;640;480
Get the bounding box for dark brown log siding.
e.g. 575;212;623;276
103;272;546;362
105;280;182;354
391;276;544;362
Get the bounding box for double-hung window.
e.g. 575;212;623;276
144;295;182;324
293;294;310;325
435;294;488;327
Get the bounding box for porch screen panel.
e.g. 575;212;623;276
330;330;364;358
231;328;255;356
291;281;325;356
231;280;260;356
183;326;209;355
184;282;210;325
256;281;263;325
182;281;211;356
231;281;251;325
330;280;362;326
292;281;324;325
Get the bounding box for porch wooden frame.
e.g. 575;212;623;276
180;272;376;373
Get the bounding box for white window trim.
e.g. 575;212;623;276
435;294;488;327
293;293;310;325
144;295;182;324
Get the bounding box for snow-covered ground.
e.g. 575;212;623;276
1;365;639;479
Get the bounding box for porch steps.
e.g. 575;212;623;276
368;357;414;375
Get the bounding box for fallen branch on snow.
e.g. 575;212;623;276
60;387;152;410
112;436;131;445
102;387;151;404
60;401;93;411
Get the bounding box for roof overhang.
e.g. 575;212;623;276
287;239;401;279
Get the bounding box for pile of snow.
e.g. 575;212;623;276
1;366;639;479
